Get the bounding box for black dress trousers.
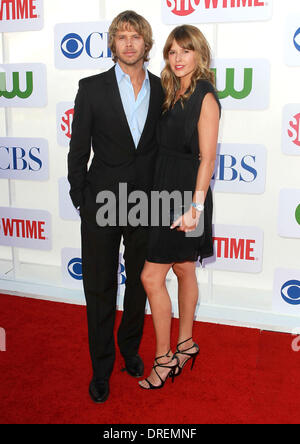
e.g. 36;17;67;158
80;184;148;381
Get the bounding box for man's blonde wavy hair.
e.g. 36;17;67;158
108;10;154;64
162;25;215;112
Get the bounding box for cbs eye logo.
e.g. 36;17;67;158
294;28;300;52
67;258;82;280
281;280;300;305
60;32;112;60
61;33;84;59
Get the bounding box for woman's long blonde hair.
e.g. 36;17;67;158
161;25;215;111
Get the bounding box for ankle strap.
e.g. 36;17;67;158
155;349;171;362
177;338;192;348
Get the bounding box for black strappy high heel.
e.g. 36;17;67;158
138;350;179;390
173;337;200;377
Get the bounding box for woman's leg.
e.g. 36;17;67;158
139;260;178;388
172;261;199;366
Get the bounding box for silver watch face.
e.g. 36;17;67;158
193;203;203;211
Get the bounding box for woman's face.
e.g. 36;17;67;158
168;39;197;82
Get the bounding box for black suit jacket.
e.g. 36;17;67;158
67;65;164;209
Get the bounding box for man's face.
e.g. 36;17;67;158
114;25;146;66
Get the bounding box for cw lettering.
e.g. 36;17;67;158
212;67;253;100
1;218;46;240
0;71;33;99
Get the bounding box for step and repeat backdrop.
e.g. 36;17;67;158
0;0;300;323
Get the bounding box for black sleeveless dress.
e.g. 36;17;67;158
146;79;221;264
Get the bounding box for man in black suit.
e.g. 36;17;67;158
67;11;164;403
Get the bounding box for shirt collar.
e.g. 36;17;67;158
115;62;149;85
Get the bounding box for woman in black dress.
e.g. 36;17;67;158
139;25;221;390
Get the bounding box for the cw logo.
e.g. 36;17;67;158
0;71;33;99
212;67;253;100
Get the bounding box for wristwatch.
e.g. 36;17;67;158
191;202;204;212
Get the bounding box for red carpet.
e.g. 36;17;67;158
1;293;300;424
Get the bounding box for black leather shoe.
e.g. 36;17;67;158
122;354;144;378
89;379;109;404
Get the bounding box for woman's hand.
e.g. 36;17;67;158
170;206;201;233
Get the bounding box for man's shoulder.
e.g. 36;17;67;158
148;71;164;105
148;70;161;84
148;70;163;94
79;67;115;89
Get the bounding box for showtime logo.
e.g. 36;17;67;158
213;236;256;261
56;102;74;147
166;0;265;15
162;0;272;24
61;109;73;140
287;113;300;147
0;0;43;32
203;224;263;272
166;0;200;16
1;218;46;240
282;105;300;156
0;207;51;250
0;0;38;20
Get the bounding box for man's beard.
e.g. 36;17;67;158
117;51;146;67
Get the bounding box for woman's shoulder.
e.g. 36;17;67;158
195;78;221;112
195;78;217;95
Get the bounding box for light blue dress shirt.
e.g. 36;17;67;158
115;63;150;148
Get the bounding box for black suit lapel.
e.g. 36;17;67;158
104;66;161;152
104;66;136;151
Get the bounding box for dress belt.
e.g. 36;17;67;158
160;146;199;161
